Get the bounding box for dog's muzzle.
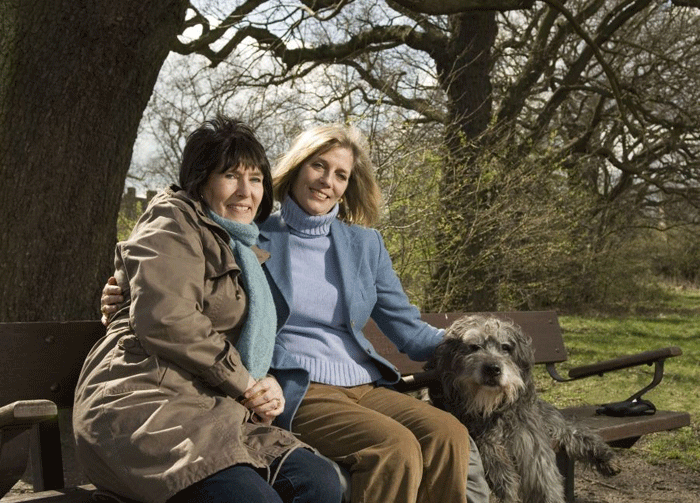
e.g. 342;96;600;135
481;363;503;386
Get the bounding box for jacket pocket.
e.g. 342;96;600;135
103;335;170;394
204;269;245;329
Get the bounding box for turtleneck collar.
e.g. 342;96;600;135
280;196;338;237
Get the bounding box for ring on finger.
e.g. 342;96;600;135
248;389;265;401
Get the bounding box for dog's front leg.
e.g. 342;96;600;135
520;442;566;503
479;441;521;503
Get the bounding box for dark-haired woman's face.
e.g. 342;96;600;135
291;146;352;216
202;164;264;224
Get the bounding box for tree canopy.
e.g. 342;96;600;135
1;0;698;320
164;0;700;309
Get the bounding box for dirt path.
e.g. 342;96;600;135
574;445;699;503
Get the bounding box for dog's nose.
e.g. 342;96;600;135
484;363;502;377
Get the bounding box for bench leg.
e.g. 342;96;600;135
0;427;31;497
556;450;575;503
29;418;65;491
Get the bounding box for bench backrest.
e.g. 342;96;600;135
0;321;106;408
363;311;567;375
0;312;565;408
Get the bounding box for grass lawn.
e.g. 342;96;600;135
535;286;700;470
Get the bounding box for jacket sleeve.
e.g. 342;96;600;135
116;201;251;398
368;229;444;362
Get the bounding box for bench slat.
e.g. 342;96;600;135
0;485;96;503
0;321;104;497
568;346;683;379
0;401;57;428
363;311;567;376
561;405;691;445
0;322;105;408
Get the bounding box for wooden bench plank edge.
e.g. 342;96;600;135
0;485;96;503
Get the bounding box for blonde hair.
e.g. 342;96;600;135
273;124;382;227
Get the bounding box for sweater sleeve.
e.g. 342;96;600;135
116;200;251;398
368;229;444;361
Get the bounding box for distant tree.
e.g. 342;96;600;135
170;0;699;310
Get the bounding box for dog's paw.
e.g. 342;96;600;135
595;457;621;477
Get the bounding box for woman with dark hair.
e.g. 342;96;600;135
75;116;342;503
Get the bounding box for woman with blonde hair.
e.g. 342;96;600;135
258;124;486;503
271;125;382;226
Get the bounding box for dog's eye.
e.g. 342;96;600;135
501;343;513;353
468;344;482;353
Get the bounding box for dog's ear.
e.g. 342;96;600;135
511;328;535;371
427;335;464;371
445;315;480;340
425;338;460;410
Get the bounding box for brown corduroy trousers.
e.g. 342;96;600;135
292;383;471;503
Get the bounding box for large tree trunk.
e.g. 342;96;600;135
428;11;500;311
0;0;188;321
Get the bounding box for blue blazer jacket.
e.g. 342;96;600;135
258;212;443;430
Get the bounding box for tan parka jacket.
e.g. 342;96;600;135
73;187;301;503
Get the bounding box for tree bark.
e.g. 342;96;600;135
0;0;188;321
427;11;501;311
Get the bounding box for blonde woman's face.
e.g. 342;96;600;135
291;146;352;216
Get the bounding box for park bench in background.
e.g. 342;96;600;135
0;313;691;503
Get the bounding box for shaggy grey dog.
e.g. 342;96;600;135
425;315;618;503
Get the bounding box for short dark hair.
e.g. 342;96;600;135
179;115;273;223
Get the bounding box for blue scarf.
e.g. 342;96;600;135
207;210;277;379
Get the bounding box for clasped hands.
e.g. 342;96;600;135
243;375;285;425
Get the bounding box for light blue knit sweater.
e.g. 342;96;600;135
275;198;382;386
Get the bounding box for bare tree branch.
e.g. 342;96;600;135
345;61;448;122
389;0;535;14
175;0;268;53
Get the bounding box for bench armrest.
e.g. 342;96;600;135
546;346;683;403
567;346;682;379
394;369;439;393
0;400;57;428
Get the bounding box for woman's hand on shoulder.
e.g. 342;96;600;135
100;276;124;325
241;375;285;425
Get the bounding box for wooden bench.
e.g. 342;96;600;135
364;311;691;503
1;313;691;503
0;321;105;503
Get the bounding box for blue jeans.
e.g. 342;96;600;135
167;448;342;503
